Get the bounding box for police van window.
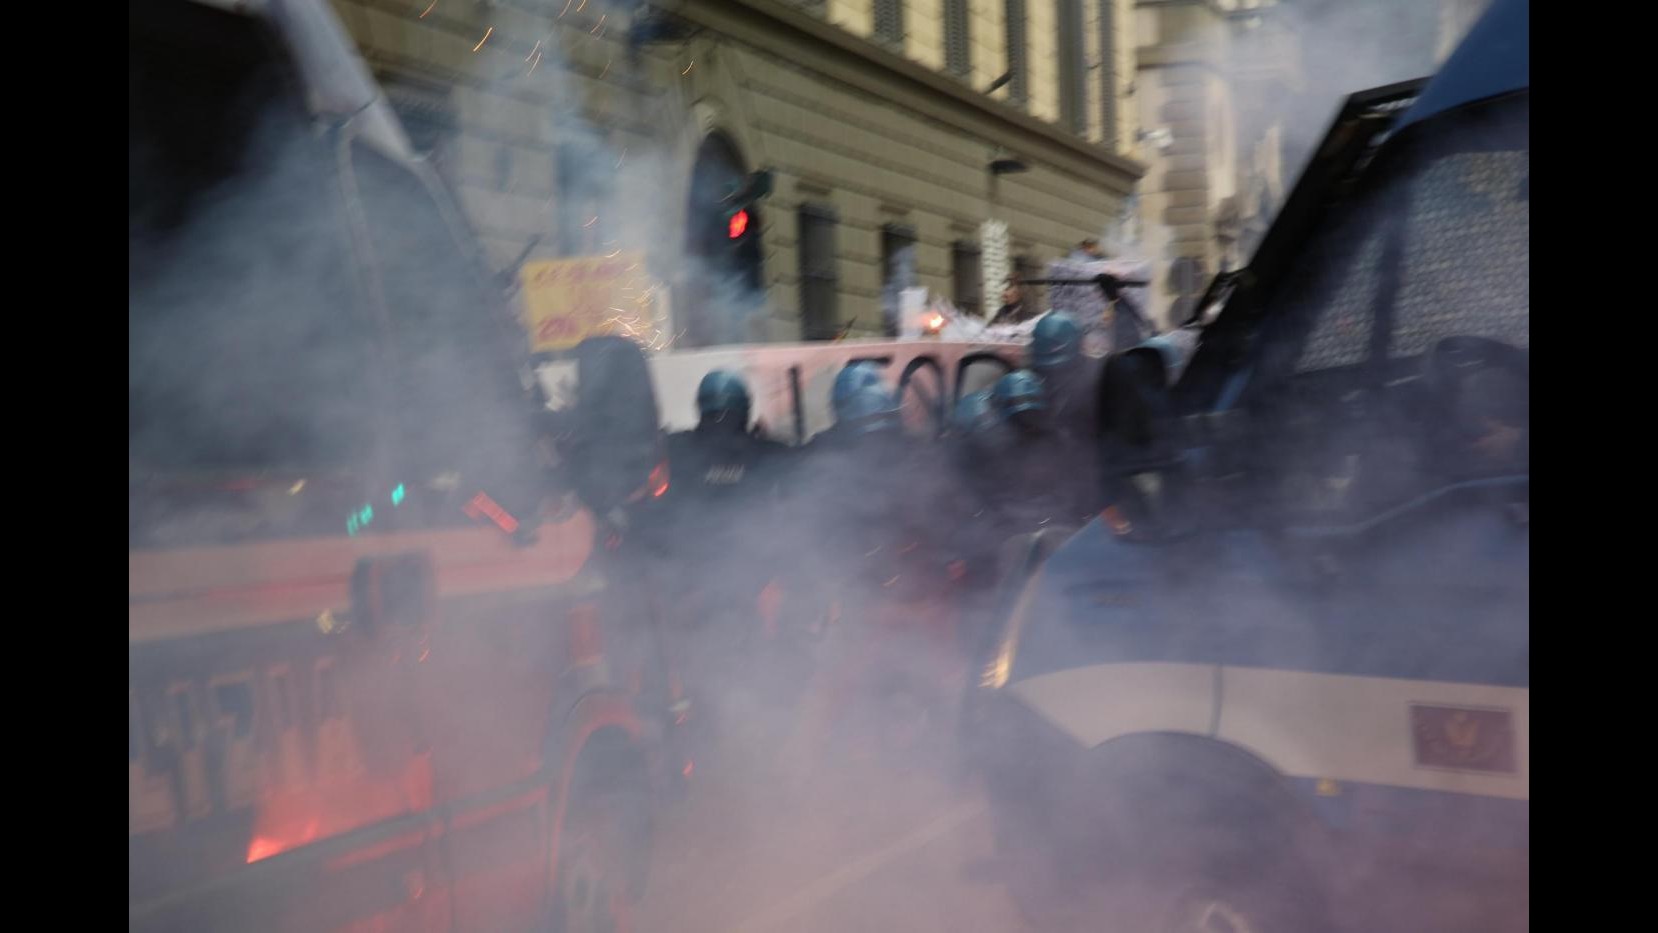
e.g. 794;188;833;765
347;143;542;527
129;9;379;547
1272;198;1390;377
1267;101;1528;384
1388;102;1529;360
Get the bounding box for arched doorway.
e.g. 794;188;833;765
683;132;765;347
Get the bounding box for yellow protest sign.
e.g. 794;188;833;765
520;252;657;352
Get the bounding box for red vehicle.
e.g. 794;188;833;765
130;1;676;929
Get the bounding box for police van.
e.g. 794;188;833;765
965;2;1528;930
130;1;674;929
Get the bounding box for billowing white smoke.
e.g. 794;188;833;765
881;238;919;336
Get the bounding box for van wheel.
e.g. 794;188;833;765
1005;796;1332;933
1008;848;1328;933
1149;799;1331;933
549;786;647;933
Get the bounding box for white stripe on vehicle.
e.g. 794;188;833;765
1008;662;1529;801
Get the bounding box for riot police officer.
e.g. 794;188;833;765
663;369;789;505
807;375;904;455
655;370;789;687
988;370;1094;528
832;360;884;412
991;369;1051;438
1028;313;1094;444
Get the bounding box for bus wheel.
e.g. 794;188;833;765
550;787;644;933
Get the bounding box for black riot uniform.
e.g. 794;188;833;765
984;370;1096;535
650;371;789;678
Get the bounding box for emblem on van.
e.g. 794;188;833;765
1410;704;1517;773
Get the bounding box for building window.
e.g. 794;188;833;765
945;0;972;78
1057;0;1087;134
1098;0;1119;147
880;223;919;337
798;204;840;340
952;240;982;318
873;0;905;51
1005;0;1029;106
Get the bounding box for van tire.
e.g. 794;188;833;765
1004;744;1333;933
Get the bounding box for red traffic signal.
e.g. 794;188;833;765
727;209;749;240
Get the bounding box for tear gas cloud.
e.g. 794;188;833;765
129;0;1525;929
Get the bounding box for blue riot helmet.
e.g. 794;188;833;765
992;370;1047;417
838;384;900;435
992;369;1050;434
832;362;883;414
1030;312;1082;373
696;369;752;428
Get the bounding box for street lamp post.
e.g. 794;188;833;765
984;149;1027;320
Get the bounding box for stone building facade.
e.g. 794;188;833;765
327;0;1146;346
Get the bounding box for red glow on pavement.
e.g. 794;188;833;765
246;835;285;863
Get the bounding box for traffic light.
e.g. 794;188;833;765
718;169;772;244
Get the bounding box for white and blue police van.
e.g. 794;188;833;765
964;2;1528;930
